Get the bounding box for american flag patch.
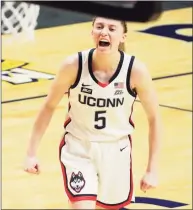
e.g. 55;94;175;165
114;82;124;88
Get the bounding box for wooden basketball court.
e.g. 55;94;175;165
2;8;192;209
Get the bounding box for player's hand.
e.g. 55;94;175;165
140;171;158;192
24;156;40;174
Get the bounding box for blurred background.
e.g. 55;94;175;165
36;2;192;29
2;1;192;209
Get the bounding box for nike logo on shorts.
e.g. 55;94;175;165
120;145;128;152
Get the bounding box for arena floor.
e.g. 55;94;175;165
2;3;192;209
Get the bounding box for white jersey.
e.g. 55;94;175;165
64;48;137;142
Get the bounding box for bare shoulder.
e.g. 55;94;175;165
132;58;150;77
60;53;79;74
57;53;80;85
131;57;152;88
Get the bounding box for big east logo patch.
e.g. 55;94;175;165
1;59;55;85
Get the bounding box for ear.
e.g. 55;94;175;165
121;33;127;43
78;171;82;177
72;172;75;178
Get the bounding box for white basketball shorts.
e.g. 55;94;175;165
59;132;134;209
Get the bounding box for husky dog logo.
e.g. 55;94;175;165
69;171;85;193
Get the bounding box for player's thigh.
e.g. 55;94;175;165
59;132;98;203
97;137;133;209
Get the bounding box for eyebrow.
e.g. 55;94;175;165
95;22;117;27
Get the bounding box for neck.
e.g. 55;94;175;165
93;49;120;72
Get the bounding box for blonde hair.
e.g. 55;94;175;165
92;17;128;52
118;42;125;51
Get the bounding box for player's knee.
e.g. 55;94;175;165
69;200;96;209
95;205;105;209
95;205;119;210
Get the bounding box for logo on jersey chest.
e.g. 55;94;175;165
114;82;124;89
80;83;93;94
78;94;124;108
114;90;124;95
81;87;92;95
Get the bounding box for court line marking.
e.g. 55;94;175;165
120;196;188;209
135;100;192;112
1;71;192;112
1;94;192;113
152;72;192;80
2;94;47;104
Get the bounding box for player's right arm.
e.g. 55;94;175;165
24;54;79;173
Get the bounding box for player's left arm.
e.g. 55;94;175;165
131;59;162;175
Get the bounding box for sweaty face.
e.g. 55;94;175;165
92;17;126;53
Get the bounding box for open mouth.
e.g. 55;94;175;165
98;40;110;47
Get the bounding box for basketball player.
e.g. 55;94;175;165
24;17;162;209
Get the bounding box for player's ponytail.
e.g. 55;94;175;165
118;42;125;51
119;21;127;52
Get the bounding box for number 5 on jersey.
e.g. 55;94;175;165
94;111;106;129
